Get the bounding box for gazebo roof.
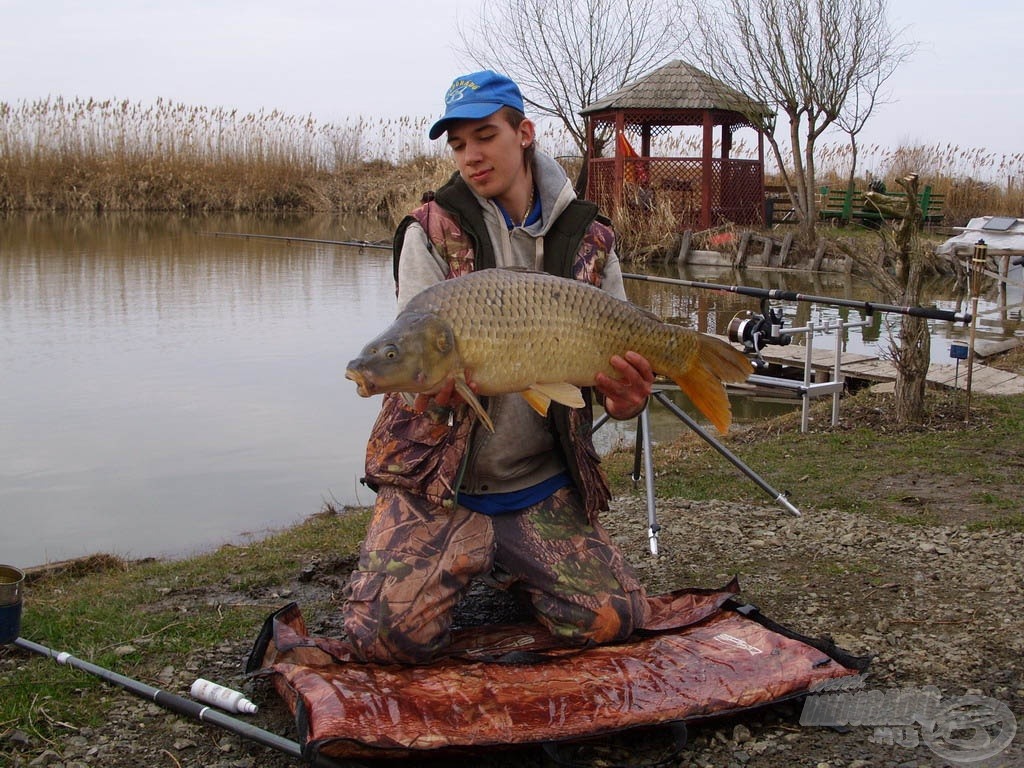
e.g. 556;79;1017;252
580;60;770;122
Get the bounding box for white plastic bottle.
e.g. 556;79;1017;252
189;678;258;714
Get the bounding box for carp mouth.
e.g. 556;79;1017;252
345;368;374;397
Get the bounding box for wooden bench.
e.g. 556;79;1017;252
763;184;796;224
818;185;945;225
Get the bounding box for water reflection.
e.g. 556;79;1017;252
1;213;396;567
1;214;1019;567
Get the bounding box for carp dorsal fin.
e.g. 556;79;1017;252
454;380;494;432
526;382;585;411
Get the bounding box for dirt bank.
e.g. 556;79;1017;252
4;348;1022;767
6;496;1020;768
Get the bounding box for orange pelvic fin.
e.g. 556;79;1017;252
519;388;552;417
520;382;585;417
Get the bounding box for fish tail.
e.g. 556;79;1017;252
669;336;752;434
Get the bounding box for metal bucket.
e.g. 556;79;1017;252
0;564;25;644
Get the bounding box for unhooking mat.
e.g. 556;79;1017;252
246;579;869;762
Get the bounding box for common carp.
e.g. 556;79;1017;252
345;268;752;433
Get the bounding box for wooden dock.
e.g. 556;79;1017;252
749;342;1024;396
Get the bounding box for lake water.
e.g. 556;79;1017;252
2;214;1019;567
1;213;399;567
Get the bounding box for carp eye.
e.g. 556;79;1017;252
382;344;399;360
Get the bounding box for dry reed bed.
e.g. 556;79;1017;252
0;98;457;216
1;96;1022;224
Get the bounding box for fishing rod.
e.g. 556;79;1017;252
202;231;391;251
622;272;972;325
13;636;361;768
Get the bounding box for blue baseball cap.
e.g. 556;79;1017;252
428;70;525;140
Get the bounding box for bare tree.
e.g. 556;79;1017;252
687;0;913;243
837;38;915;195
457;0;686;155
866;175;932;423
834;174;932;423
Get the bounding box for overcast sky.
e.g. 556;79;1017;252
2;0;1021;166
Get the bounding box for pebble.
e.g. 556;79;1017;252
8;496;1022;768
5;730;33;748
28;750;61;767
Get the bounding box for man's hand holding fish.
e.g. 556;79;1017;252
340;70;748;666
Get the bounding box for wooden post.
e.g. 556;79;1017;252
841;186;854;224
758;124;765;225
812;239;828;271
677;229;692;263
780;232;795;266
701;111;714;230
965;240;987;423
583;115;594;201
1003;252;1015;309
736;231;751;268
613;113;625;214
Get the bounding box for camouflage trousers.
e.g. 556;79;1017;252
343;485;649;664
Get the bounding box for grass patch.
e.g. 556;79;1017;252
0;505;369;749
603;387;1024;528
966;513;1024;532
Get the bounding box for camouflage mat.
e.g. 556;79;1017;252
246;580;868;762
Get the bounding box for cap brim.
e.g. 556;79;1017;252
428;101;507;140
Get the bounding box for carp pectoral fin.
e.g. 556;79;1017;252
454;380;495;432
528;382;585;410
519;388;552;417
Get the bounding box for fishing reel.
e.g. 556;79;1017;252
727;299;791;360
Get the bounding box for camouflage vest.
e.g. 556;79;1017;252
363;173;616;519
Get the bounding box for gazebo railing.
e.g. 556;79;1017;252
587;157;763;230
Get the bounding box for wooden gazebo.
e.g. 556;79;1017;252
581;60;772;230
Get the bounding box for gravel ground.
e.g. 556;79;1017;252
4;493;1021;768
